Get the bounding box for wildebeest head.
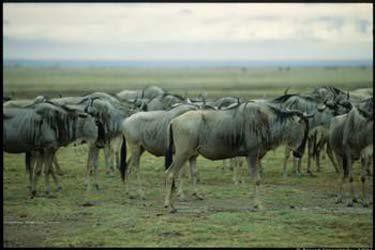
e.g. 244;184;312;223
281;108;315;158
74;111;100;146
83;98;108;147
357;97;373;121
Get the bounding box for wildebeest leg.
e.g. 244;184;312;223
247;155;262;209
346;154;357;207
232;158;240;185
222;159;229;172
258;159;263;178
104;142;114;175
326;143;339;173
283;146;290;177
189;156;203;200
27;153;37;191
53;155;64;176
84;145;94;190
292;157;302;176
335;154;345;204
359;157;368;207
176;164;187;201
133;146;145;200
43;151;55;195
114;143;120;170
31;151;43;198
49;164;62;192
321;144;327;160
165;154;189;213
315;148;321;173
92;146;100;190
85;144;99;191
306;139;314;175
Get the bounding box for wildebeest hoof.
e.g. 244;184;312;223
31;190;37;198
57;186;63;192
192;193;204;200
360;201;369;208
168;207;177;213
253;203;262;210
128;194;137;200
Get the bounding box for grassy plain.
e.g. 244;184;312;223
3;66;373;247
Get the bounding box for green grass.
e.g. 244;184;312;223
3;145;373;247
3;66;373;99
3;66;373;247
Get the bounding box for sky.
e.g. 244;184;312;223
3;3;373;61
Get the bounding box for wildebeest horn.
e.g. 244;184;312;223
205;104;217;110
357;107;372;119
303;111;316;118
284;87;290;95
317;104;326;112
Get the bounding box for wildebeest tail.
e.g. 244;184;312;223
120;135;127;182
165;123;174;169
25;152;31;173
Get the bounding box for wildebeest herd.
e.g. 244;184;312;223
3;86;373;213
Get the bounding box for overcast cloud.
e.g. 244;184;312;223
3;3;373;61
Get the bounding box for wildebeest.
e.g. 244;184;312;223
271;90;351;176
3;96;66;174
120;103;201;199
50;92;136;190
329;97;373;207
3;100;101;197
164;102;313;212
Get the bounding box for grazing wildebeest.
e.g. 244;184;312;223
164;102;313;212
120;103;201;199
271;91;351;176
329;97;373;207
3;101;101;197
